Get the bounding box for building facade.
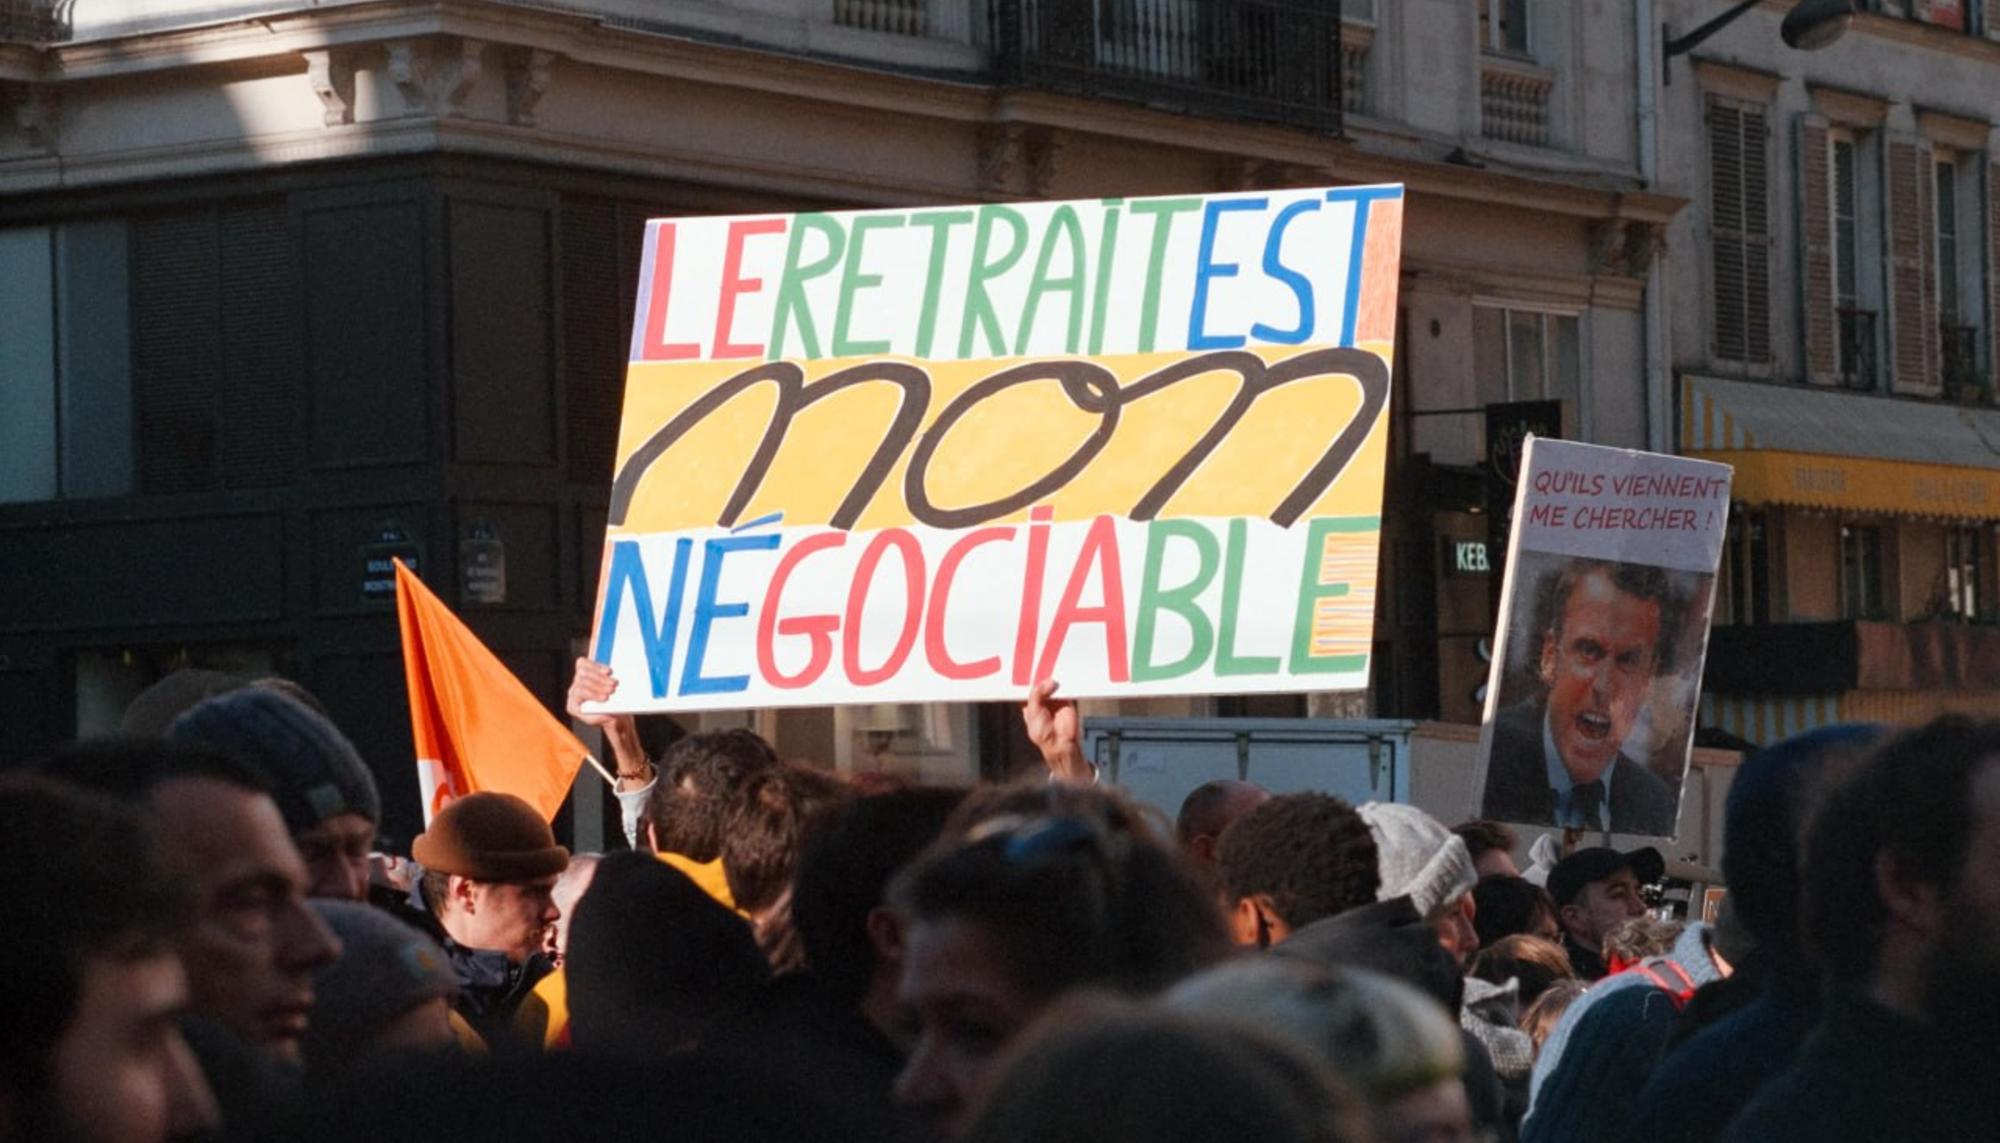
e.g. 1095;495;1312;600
0;0;1676;840
1648;0;2000;744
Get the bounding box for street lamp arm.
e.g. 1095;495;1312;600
1663;0;1767;61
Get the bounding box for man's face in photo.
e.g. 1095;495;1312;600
1540;567;1662;784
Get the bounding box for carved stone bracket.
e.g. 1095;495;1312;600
1024;126;1061;196
978;122;1025;195
9;83;58;150
304;49;355;127
506;48;553;127
1590;218;1663;278
387;37;485;118
980;123;1061;196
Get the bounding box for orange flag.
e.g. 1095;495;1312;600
395;559;590;824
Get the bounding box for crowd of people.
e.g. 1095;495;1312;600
5;664;1998;1143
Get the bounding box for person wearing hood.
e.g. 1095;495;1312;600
410;792;569;1052
1620;724;1879;1143
1521;921;1729;1143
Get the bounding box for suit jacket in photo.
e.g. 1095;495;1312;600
1480;699;1679;836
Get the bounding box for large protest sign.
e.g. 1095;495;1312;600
585;186;1404;713
1472;438;1732;838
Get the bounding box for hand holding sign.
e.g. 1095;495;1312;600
1023;678;1094;785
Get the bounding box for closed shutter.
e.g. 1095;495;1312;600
1798;116;1837;383
1887;135;1941;395
218;201;300;488
1990;159;2000;380
1709;98;1772;365
132;211;220;494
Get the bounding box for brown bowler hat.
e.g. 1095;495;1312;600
413;791;569;882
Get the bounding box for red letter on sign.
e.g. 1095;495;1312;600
714;218;786;359
638;223;702;361
758;532;846;689
844;529;926;687
926;526;1013;680
1035;514;1131;684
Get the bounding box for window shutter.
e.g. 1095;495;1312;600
218;201;300;489
1709;98;1771;365
1744;106;1771;364
1887;135;1940;395
1918;144;1940;383
1798;116;1836;383
1990;159;2000;380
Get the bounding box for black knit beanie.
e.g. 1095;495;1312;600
169;687;382;833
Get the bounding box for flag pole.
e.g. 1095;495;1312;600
581;752;618;789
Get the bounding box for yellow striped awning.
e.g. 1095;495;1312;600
1688;449;2000;519
1681;374;2000;521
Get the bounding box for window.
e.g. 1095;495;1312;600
1945;526;1983;620
1708;98;1772;365
1841;522;1886;620
0;222;133;504
1934;154;1985;394
1721;510;1772;626
1833;138;1859;311
1478;0;1530;54
1830;134;1876;388
1937;157;1960;324
1473;304;1581;408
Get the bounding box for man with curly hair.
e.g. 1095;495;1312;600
1214;792;1381;947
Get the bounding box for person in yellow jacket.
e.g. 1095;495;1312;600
566;659;771;909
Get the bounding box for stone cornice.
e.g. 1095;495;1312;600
12;0;1687;227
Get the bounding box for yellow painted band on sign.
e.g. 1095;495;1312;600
609;342;1394;536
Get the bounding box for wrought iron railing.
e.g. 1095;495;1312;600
988;0;1344;136
1836;306;1877;390
1942;322;1987;403
0;0;71;43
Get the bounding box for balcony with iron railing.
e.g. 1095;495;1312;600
1836;306;1878;391
0;0;70;42
988;0;1345;136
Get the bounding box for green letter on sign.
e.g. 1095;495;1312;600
1131;520;1220;681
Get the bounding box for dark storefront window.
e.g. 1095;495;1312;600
1722;509;1771;625
1841;522;1885;620
1945;525;1984;620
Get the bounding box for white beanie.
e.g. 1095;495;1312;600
1358;802;1477;918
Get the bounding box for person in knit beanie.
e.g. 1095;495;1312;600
169;686;382;902
411;792;569;1050
1357;802;1480;969
1359;801;1530;1127
304;900;458;1076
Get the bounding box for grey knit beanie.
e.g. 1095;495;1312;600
169;687;382;833
1358;801;1478;918
304;900;456;1068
